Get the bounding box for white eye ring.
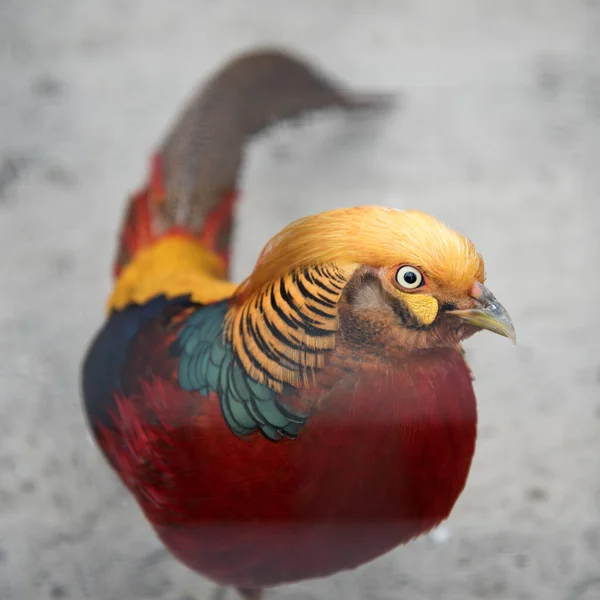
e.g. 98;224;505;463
395;266;423;289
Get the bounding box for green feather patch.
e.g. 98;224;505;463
175;301;310;441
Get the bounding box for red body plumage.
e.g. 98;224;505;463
97;332;476;589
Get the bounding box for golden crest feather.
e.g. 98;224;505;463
234;206;485;302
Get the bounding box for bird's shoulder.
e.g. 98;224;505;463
172;300;313;441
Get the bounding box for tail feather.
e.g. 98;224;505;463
114;47;394;279
114;154;165;277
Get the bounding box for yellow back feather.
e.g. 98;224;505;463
108;236;236;312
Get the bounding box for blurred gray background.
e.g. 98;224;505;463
0;1;599;599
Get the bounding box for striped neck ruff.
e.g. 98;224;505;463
225;263;357;392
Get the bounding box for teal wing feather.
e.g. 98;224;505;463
175;301;310;441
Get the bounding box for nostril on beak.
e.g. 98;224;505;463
470;282;484;299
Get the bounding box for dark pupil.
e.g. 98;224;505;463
403;271;418;285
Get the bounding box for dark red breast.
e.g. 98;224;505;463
98;344;476;589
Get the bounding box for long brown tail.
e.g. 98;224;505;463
114;48;393;277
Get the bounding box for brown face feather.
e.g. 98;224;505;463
339;266;480;353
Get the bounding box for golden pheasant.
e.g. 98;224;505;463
81;48;515;600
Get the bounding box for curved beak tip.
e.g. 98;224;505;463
504;325;517;346
449;284;517;345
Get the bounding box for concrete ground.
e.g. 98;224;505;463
1;1;599;599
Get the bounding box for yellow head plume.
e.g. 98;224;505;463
235;206;485;300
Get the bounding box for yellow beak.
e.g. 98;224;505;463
448;284;516;344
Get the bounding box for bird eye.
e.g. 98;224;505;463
395;266;424;290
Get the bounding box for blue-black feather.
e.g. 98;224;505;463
81;295;191;430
